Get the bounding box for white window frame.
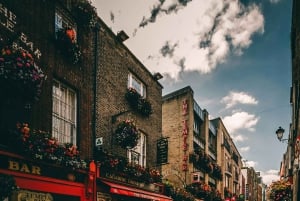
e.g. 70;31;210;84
128;132;146;167
55;12;63;32
55;9;77;41
128;73;146;98
52;80;77;145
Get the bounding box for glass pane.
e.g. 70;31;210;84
52;81;76;145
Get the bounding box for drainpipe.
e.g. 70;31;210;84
92;22;100;161
92;22;100;201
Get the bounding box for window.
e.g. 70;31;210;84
55;9;76;37
55;12;63;32
52;80;77;145
128;132;146;166
128;73;146;98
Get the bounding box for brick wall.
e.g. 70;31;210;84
0;0;94;159
95;21;163;168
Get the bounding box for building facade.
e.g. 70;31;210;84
0;0;97;200
162;86;244;200
93;12;172;201
212;118;243;200
0;1;172;201
290;0;300;200
241;168;263;201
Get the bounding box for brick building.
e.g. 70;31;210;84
0;0;97;200
211;117;243;200
161;86;246;200
290;0;300;200
93;9;172;201
0;0;172;201
162;86;231;200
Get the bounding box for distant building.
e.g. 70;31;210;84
162;86;243;200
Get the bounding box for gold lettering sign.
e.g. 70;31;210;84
0;3;17;32
16;190;53;201
8;160;41;175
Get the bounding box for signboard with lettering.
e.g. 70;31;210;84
0;155;86;182
12;190;80;201
157;138;168;164
0;3;17;32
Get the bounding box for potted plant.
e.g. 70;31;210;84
125;88;152;117
56;27;81;64
72;0;97;29
114;119;140;149
138;98;152;117
125;88;140;109
13;123;88;170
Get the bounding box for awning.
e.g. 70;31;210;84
101;180;172;201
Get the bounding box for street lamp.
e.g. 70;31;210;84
276;126;288;143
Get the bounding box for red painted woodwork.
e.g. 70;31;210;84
101;179;172;201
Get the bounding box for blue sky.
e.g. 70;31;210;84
92;0;292;185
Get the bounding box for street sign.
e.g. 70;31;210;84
95;137;103;146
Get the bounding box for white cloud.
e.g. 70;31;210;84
221;91;258;108
223;111;259;134
94;0;264;79
240;146;250;152
261;169;280;185
245;160;257;168
232;134;248;142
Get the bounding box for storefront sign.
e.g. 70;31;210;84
0;3;17;32
16;190;53;201
182;99;189;171
8;160;41;175
12;32;42;59
0;3;42;60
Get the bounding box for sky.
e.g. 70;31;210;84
91;0;293;185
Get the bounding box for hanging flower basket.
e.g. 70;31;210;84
72;0;98;29
56;27;81;64
0;174;18;201
114;119;140;149
267;180;292;201
138;98;152;117
125;88;152;117
125;88;140;109
0;46;45;102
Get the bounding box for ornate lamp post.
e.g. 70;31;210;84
275;126;288;143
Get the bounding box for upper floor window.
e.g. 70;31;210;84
55;9;76;37
52;80;77;145
128;73;146;98
55;12;63;32
128;132;146;166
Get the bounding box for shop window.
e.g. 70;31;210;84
128;73;146;98
128;132;146;166
52;80;77;145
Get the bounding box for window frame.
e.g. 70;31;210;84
55;8;77;40
128;132;147;167
128;73;146;98
52;79;77;145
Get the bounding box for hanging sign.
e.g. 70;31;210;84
157;138;168;164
